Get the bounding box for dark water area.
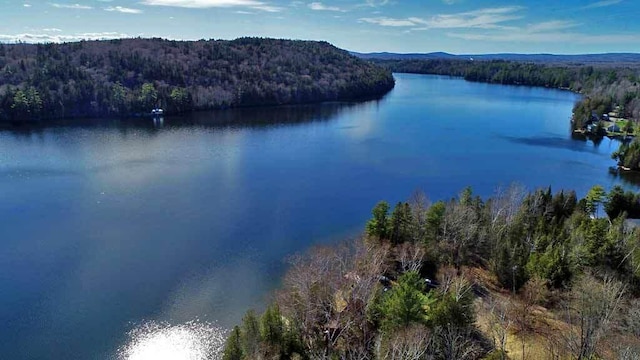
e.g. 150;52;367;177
0;74;635;359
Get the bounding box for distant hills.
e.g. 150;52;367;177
352;51;640;65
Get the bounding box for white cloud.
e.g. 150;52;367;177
0;32;130;43
23;3;32;7
582;0;623;9
51;3;93;9
140;0;281;12
104;6;143;13
308;2;344;12
43;28;63;32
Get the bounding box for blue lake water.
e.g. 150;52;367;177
0;73;634;359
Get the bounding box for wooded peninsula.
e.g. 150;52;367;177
0;38;394;122
223;185;640;360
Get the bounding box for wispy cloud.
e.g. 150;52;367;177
357;5;620;47
51;3;93;9
359;7;524;30
445;18;631;44
413;7;524;30
104;6;143;13
447;31;639;44
359;17;416;27
524;20;578;33
363;0;389;6
582;0;622;9
140;0;281;12
23;3;32;7
351;0;388;10
308;2;344;12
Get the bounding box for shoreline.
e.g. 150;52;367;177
0;90;394;126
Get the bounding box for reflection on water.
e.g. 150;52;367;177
2;74;639;360
178;102;367;128
117;321;226;360
608;166;640;187
153;116;165;129
0;101;370;135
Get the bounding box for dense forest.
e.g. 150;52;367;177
0;38;394;122
222;185;640;360
613;137;640;171
373;59;640;130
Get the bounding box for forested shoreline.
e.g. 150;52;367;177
372;59;640;130
373;58;640;172
223;185;640;360
0;38;394;122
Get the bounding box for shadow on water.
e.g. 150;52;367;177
499;134;603;153
0;101;376;135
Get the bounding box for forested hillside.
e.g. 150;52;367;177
223;185;640;360
374;59;640;129
0;38;394;122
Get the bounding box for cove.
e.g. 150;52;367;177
0;73;634;359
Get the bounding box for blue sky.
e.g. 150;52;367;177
0;0;639;54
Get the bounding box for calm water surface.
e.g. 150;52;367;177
0;74;634;359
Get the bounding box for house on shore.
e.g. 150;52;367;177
608;124;621;133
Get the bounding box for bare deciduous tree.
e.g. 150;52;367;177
409;190;431;243
434;326;479;360
438;266;474;303
491;184;527;229
379;325;435;360
440;201;479;269
277;238;390;358
485;296;512;359
397;241;427;273
510;277;549;360
564;274;626;360
617;346;640;360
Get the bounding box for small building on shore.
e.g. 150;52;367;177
608;124;621;133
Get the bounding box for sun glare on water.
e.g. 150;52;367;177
118;321;227;360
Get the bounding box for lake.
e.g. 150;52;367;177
0;73;634;359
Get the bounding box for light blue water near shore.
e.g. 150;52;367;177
0;74;632;359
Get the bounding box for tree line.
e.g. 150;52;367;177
0;38;394;122
373;59;640;130
223;185;640;359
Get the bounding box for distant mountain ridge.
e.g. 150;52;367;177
352;51;640;64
